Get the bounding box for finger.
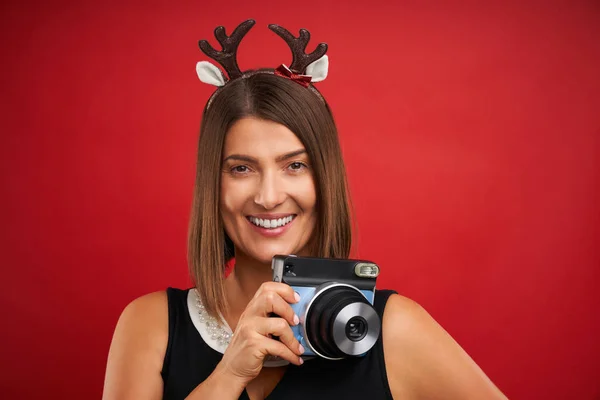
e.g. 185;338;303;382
247;286;299;326
254;281;300;305
259;291;299;326
258;335;304;366
257;317;303;356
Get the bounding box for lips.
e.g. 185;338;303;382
247;215;295;229
246;214;297;237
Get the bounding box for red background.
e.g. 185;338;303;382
1;1;599;399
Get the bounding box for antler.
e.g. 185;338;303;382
268;24;328;74
198;19;256;80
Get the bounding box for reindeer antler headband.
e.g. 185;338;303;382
195;19;329;88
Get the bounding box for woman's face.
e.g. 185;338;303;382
220;117;317;265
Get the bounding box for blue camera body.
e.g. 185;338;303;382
272;255;381;361
288;286;375;358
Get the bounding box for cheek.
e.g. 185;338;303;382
220;177;257;225
219;178;242;220
296;176;317;213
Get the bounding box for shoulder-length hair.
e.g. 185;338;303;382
187;71;353;319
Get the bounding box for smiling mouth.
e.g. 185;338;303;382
247;215;296;229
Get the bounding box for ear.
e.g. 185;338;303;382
305;55;328;83
196;61;226;86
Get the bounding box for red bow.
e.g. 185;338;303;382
274;64;312;87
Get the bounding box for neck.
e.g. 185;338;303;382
223;252;273;330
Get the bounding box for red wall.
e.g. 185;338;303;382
1;1;599;399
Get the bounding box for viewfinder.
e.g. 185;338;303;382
354;263;380;278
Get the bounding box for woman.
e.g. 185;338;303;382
102;20;507;400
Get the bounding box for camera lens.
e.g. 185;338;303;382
346;316;367;341
305;284;381;359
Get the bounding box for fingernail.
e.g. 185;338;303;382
294;292;300;302
298;357;304;365
298;344;305;354
293;314;299;325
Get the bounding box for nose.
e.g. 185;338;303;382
254;170;286;210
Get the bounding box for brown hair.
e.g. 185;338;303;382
187;71;353;319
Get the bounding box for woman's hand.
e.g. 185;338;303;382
216;282;305;385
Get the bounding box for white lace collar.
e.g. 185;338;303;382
186;289;290;367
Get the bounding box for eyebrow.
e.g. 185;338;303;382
223;149;307;163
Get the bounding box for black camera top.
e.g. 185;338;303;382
271;255;380;290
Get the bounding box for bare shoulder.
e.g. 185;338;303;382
111;291;169;354
116;291;169;331
102;291;169;400
381;294;507;400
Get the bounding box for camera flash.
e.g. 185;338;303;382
354;263;380;278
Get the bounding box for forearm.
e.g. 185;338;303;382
185;363;247;400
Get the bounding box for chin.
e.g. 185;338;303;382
251;250;288;265
249;244;304;265
252;254;278;266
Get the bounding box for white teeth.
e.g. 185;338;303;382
249;215;295;229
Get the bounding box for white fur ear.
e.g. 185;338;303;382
196;61;226;86
305;55;329;83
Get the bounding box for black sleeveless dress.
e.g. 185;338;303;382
161;287;397;400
